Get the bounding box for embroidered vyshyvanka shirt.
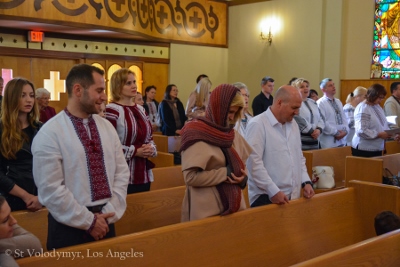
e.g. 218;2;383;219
106;103;157;185
32;110;129;230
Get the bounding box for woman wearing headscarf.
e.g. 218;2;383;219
180;84;252;222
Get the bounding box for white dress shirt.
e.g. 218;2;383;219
245;108;311;205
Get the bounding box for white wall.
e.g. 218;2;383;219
169;44;228;105
169;0;375;105
228;0;344;101
341;0;375;79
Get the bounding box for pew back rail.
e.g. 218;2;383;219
17;181;400;266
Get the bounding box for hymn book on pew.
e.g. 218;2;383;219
385;116;400;135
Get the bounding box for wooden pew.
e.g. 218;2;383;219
149;151;174;168
17;181;400;266
13;186;185;252
151;165;184;190
115;186;184;235
385;140;400;155
152;134;181;153
152;134;168;153
293;229;400;267
13;209;49;251
345;153;400;186
150;165;251;208
304;144;400;190
303;146;351;191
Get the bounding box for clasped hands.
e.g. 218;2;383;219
225;168;247;185
136;144;154;158
89;212;115;241
335;130;347;140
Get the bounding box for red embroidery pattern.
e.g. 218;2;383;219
106;103;154;184
65;109;112;201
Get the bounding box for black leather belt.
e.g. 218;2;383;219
87;204;106;213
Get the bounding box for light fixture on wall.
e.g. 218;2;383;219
260;17;281;46
260;26;273;45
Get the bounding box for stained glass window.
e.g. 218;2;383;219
372;0;400;79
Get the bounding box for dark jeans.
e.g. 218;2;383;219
351;147;383;158
127;182;151;194
250;194;273;207
47;212;115;250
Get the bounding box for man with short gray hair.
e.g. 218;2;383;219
317;78;348;148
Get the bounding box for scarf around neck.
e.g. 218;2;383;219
165;98;182;130
180;84;244;215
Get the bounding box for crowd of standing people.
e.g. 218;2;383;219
1;66;400;265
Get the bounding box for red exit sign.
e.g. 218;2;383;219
28;31;44;43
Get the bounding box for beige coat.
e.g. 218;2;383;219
181;131;252;221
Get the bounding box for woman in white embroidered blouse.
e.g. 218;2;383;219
106;69;157;194
343;86;367;146
291;78;325;150
143;85;160;132
352;84;391;157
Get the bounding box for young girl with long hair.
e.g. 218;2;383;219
0;78;42;211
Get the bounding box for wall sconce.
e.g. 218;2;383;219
260;17;281;46
260;27;273;45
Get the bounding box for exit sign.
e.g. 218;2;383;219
28;31;44;43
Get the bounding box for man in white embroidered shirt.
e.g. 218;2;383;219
317;78;349;148
32;64;129;249
246;85;315;207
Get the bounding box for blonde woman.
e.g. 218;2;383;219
106;69;157;194
292;78;325;150
0;78;42;211
185;78;211;119
343;86;367;146
233;82;253;137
